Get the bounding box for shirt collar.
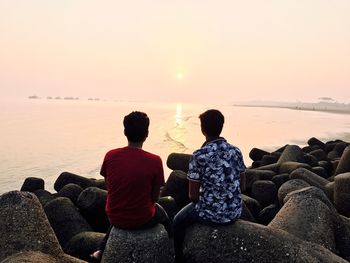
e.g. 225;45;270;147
201;137;226;147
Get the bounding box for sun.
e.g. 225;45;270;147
176;72;184;80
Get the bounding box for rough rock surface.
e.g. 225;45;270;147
0;191;63;261
64;231;105;261
58;183;84;205
333;172;350;217
101;225;173;263
76;187;109;232
166;152;192;173
54;172;97;192
277;145;304;164
160;170;189;208
334;146;350;175
0;191;85;263
270;187;338;252
20;177;45;192
277;179;310;205
290;168;329;191
183;221;347;263
44;197;92;247
251;180;277;208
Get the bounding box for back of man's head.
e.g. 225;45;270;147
199;109;224;137
123;111;149;142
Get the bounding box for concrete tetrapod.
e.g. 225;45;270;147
183;220;347;263
101;224;173;263
0;191;85;263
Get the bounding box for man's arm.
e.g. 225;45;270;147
240;172;246;193
151;187;161;203
189;180;200;203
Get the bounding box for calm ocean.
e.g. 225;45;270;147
1;98;350;194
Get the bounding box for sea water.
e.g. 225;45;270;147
1;97;350;194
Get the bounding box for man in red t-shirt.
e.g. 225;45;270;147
91;111;171;261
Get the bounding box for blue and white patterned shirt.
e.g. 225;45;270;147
188;138;246;223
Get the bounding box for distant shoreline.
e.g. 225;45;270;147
234;104;350;115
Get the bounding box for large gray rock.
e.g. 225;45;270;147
278;161;311;174
334;172;350;217
166;153;192;173
242;194;261;219
334;146;350;176
258;204;279;225
334;142;349;156
308;137;325;149
277;179;310;205
183;221;347;263
271;173;290;190
290;168;329;191
20;177;45;192
309;149;328;161
44;197;92;247
277;145;304;164
1;251;58;263
1;251;85;263
251;180;277;208
33;189;56;206
240;201;256;222
58;183;83;205
64;231;105;261
260;154;279;166
101;225;173;263
245;169;276;191
269;187;338;253
76;187;109;232
325;182;335;202
335;215;350;261
249;148;270;162
0;191;84;263
304;153;319;167
54;172;97;192
0;191;63;261
160;170;189;209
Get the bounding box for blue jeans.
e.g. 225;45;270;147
173;203;201;261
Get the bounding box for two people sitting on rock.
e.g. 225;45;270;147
173;109;246;263
90;111;171;262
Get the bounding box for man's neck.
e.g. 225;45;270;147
128;141;143;149
205;135;221;142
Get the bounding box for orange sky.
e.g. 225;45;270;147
1;1;349;103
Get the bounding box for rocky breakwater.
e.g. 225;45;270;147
2;171;177;262
164;137;350;262
1;137;350;262
0;191;85;263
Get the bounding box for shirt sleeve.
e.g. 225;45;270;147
100;153;109;177
187;154;202;182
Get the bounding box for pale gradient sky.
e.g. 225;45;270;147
1;0;349;103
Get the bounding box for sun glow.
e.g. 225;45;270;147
176;72;184;80
175;103;182;125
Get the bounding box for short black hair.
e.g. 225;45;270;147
199;109;224;137
123;111;149;142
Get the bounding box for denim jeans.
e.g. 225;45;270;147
173;203;200;261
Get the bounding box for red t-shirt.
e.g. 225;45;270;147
100;147;164;228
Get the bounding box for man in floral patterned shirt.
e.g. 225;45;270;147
173;109;246;262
